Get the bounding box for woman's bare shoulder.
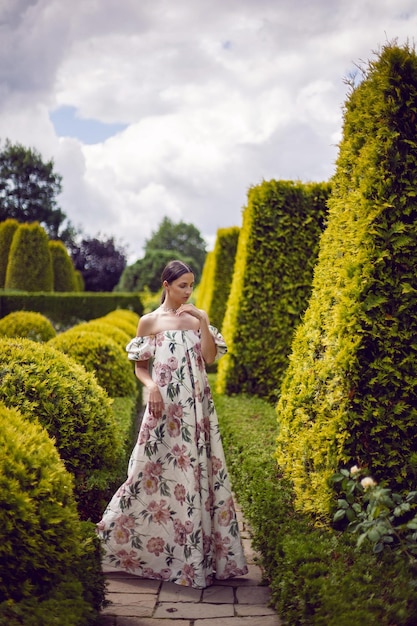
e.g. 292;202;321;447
137;310;161;336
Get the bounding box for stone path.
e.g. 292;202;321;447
96;502;282;625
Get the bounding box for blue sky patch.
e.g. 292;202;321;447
50;105;127;144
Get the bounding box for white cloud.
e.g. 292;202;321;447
1;0;417;265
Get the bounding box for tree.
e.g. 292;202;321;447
70;235;127;292
115;249;196;293
5;222;53;292
144;217;207;278
0;140;69;240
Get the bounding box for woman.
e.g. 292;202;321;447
97;259;248;588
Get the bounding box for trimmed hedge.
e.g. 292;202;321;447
49;239;79;292
5;222;53;292
275;43;417;517
0;310;56;342
0;218;19;288
217;179;330;402
0;401;105;625
0;337;121;518
197;227;240;331
0;292;143;325
49;330;136;398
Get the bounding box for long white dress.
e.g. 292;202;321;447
97;326;248;588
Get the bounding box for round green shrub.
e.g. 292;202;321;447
70;320;131;348
0;310;56;342
98;310;139;337
0;401;104;625
49;330;136;397
0;337;120;495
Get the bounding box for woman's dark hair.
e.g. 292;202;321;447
160;260;194;303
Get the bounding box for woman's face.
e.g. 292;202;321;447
166;272;194;303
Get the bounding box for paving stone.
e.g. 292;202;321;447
115;617;190;626
195;617;281;626
159;581;202;602
154;602;234;619
106;577;160;594
236;585;272;604
236;604;279;616
101;593;156;617
202;585;234;603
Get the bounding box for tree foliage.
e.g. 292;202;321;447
115;249;195;293
70;235;127;292
0;140;69;240
144;216;207;278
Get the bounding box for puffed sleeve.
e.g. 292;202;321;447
126;335;156;361
209;325;227;361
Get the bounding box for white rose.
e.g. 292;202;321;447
361;476;377;490
350;465;360;475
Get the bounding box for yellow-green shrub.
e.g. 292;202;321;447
49;330;136;397
49;240;79;292
0;310;56;342
0;218;19;288
217;180;330;402
0;401;105;625
0;337;120;517
69;320;131;348
196;250;215;312
276;43;417;517
5;222;53;292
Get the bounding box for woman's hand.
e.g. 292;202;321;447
147;384;164;419
177;303;209;324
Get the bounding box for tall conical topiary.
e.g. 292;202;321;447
217;180;330;402
49;239;78;292
197;227;240;331
276;43;417;517
0;218;19;288
5;221;53;291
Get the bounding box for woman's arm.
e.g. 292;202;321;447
177;304;217;364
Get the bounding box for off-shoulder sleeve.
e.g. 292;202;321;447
126;335;156;361
209;325;227;361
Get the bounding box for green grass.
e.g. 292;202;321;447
211;376;417;625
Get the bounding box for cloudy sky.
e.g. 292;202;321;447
1;0;416;262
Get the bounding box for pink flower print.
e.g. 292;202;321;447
201;416;210;437
223;560;248;577
113;525;130;544
167;415;181;437
148;499;171;524
116;549;141;571
179;563;196;586
217;498;234;527
193;379;201;400
154;362;172;386
138;424;150;444
194;464;202;491
119;514;135;527
213;531;231;558
146;536;165;556
172;444;191;471
203;532;212;555
96;520;106;532
144;461;163;477
167;403;183;419
146;412;159;429
161;568;172;580
211;456;223;474
205;487;214;513
143;475;159;495
167;356;178;371
174;484;186;506
173;519;187;546
193;342;205;371
184;520;194;534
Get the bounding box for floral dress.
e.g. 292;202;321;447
97;326;248;589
